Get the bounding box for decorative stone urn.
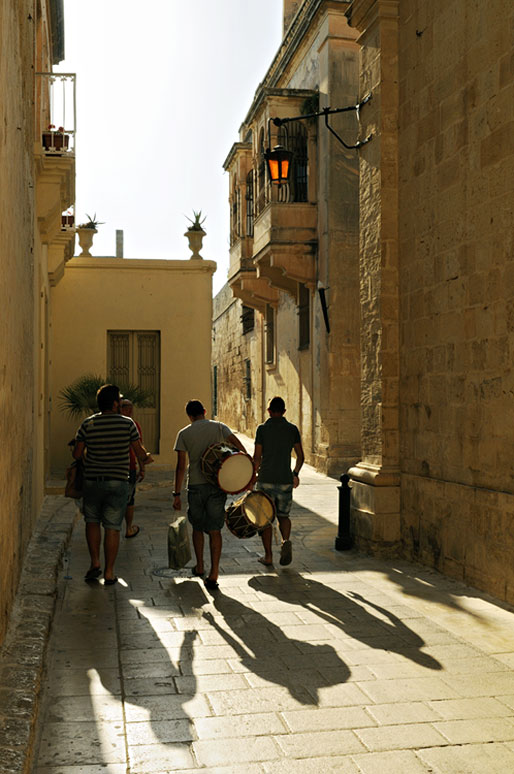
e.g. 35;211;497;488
185;228;205;259
77;227;97;257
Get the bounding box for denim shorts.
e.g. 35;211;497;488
187;483;226;533
83;479;129;531
256;482;293;518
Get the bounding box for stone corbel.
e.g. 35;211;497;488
240;276;280;308
35;148;75;245
269;246;316;287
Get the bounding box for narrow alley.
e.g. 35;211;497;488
28;462;514;773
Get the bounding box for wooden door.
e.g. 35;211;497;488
108;331;160;453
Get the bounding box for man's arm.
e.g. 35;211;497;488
292;441;304;488
173;450;187;510
73;441;85;460
253;442;262;472
226;433;247;455
131;439;154;466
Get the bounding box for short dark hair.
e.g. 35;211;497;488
97;384;121;411
268;396;285;413
186;399;205;418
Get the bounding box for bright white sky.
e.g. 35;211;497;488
56;1;283;294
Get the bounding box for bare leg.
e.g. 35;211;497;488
278;516;291;542
85;523;102;569
192;528;205;575
104;528;120;581
259;525;273;565
207;530;222;582
125;505;139;536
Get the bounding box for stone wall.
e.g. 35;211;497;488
397;0;514;599
349;0;514;602
212;285;262;436
0;1;38;645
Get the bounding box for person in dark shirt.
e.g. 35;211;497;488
73;384;151;584
253;396;304;567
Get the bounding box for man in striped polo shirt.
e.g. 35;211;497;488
73;384;151;585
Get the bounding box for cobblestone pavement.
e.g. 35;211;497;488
27;459;514;773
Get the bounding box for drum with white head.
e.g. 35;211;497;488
225;490;276;539
200;443;254;494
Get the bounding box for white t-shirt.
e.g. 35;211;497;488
174;419;232;485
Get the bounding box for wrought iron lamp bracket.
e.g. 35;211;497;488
269;92;373;151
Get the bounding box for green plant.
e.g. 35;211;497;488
78;212;104;230
185;209;206;231
59;373;152;418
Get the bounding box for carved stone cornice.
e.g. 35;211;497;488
266;0;353;88
223;142;252;172
346;0;399;34
240;0;353;132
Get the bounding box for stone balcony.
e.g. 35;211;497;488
252;201;317;295
228;234;279;313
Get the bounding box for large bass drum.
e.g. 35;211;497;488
225;490;276;539
200;443;254;494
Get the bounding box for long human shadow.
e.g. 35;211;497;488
59;578;207;766
201;590;351;704
281;495;488;619
247;573;442;670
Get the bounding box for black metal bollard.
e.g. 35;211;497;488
335;473;353;550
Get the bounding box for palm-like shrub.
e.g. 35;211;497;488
59;373;152;418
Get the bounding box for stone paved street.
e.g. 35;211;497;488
30;459;514;773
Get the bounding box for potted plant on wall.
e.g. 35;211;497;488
76;213;104;256
42;124;70;153
184;210;206;259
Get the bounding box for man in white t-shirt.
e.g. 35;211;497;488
173;399;248;590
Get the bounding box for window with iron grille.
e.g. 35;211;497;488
265;304;275;364
246;170;254;237
244;359;251;400
213;365;218;416
241;305;255;335
257;128;267;215
107;330;160;453
278;121;308;203
298;283;310;350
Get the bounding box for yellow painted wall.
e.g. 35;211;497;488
50;257;216;472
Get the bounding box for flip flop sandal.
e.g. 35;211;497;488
84;567;102;581
104;577;118;586
125;526;140;539
279;540;292;566
258;557;273;567
204;578;219;591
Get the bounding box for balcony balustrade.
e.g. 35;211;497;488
35;73;77;284
36;73;76;156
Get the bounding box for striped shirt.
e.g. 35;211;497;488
76;412;140;481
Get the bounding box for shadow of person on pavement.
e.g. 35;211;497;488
247;573;442;671
200;590;351;704
103;580;206;768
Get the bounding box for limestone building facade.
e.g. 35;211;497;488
215;0;514;602
215;0;363;476
346;0;514;602
0;0;75;644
